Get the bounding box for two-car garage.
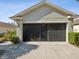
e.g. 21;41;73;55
23;23;66;42
10;0;75;43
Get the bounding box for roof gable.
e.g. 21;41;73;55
10;1;76;20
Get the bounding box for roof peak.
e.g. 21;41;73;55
42;0;47;2
40;0;48;3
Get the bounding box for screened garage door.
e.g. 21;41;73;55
48;23;66;41
23;23;66;41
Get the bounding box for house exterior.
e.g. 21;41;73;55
73;18;79;32
0;22;16;34
10;1;77;42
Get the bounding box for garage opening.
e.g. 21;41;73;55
48;23;66;41
23;23;66;42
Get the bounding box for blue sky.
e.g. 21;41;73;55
0;0;79;23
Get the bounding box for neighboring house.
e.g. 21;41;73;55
10;1;77;42
0;22;16;34
73;18;79;32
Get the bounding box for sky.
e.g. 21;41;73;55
0;0;79;23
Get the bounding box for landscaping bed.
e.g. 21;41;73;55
0;31;20;44
69;32;79;46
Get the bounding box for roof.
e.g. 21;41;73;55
10;0;77;20
73;18;79;25
0;22;16;28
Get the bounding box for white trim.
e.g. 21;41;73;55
47;24;49;41
21;24;23;41
18;23;23;42
66;23;68;43
22;21;69;24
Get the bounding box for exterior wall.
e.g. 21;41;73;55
16;5;73;42
68;21;73;32
0;27;9;33
18;22;70;42
73;25;79;32
0;26;15;34
16;21;23;41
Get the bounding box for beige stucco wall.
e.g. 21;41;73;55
73;25;79;32
16;5;73;42
0;26;15;33
68;21;73;32
16;21;23;41
0;27;9;33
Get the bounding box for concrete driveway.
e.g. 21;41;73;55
0;42;79;59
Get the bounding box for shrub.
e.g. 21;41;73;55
4;31;16;41
0;38;5;43
0;33;4;38
6;31;16;37
76;41;79;46
10;36;20;44
1;33;12;41
0;31;17;43
68;32;79;46
0;33;5;43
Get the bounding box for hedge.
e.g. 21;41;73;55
68;32;79;46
